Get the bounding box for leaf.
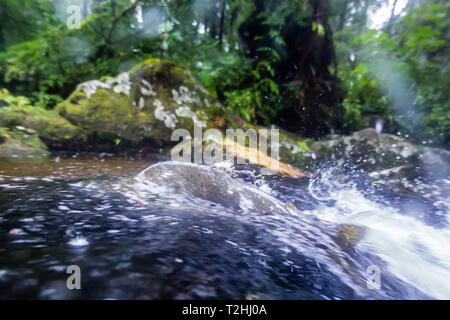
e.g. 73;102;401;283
317;23;325;37
255;94;262;108
266;79;279;94
296;140;310;152
251;70;260;79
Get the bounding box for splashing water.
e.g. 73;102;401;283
306;167;450;299
0;157;449;299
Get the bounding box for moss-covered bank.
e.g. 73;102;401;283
0;127;49;159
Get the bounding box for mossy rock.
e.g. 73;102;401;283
277;129;315;170
310;128;450;185
0;127;49;159
0;103;85;149
55;58;314;171
311;128;421;170
57;58;242;150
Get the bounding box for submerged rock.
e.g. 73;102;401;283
137;161;291;214
132;161;370;288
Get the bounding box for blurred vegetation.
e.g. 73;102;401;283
333;0;449;145
0;0;448;146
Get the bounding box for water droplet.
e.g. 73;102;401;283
68;237;89;247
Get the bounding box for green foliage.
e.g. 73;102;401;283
339;62;391;131
335;1;449;144
0;0;448;146
0;0;151;100
0;88;32;107
0;0;56;50
225;89;255;122
30;92;63;109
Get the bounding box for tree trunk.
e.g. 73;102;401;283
219;0;226;45
385;0;398;35
210;0;217;39
337;0;349;32
238;0;343;136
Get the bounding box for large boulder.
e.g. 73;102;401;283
0;57;314;175
57;58;243;150
56;58;313;174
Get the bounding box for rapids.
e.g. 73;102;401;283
0;156;448;299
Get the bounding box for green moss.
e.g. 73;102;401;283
0;127;8;143
0;109;25;126
296;140;312;152
100;75;114;82
56;58;263;153
130;58;188;89
69;90;86;105
0;104;85;149
59;88;145;143
0;127;49;159
275;129;315;168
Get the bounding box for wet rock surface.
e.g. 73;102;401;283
311;128;449;180
1;158;440;299
312;128;420;169
137;161;290;214
308;129;449;228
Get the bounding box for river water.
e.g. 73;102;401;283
0;155;449;299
